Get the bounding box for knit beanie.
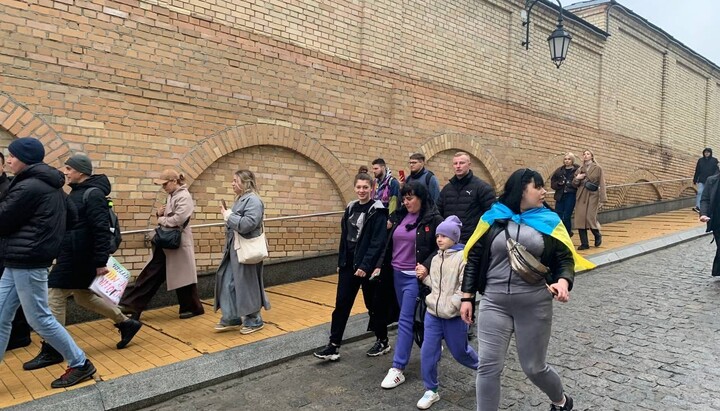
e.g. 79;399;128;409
65;154;93;175
8;137;45;165
436;215;462;244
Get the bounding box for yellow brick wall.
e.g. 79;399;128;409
0;0;718;273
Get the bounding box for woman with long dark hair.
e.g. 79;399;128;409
379;181;443;389
460;168;595;411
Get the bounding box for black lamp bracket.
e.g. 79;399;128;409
522;0;564;50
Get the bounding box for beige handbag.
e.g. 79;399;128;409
233;224;269;264
505;224;549;285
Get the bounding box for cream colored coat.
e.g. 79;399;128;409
421;247;465;319
147;185;198;290
573;162;607;230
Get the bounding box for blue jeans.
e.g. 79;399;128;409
391;270;419;370
555;192;576;234
0;267;86;367
696;183;705;209
421;313;478;390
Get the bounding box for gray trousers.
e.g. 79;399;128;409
475;288;564;410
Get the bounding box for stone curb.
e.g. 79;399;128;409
7;226;710;411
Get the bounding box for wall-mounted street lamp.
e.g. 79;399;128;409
521;0;572;68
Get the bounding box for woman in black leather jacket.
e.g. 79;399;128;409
460;168;589;411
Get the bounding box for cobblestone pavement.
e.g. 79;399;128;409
143;237;720;411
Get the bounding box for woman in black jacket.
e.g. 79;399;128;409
550;153;579;236
379;181;443;389
460;169;593;411
313;173;389;361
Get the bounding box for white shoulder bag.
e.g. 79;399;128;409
233;224;269;264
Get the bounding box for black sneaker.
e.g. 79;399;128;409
115;319;142;349
366;339;391;357
50;359;96;389
23;341;63;370
550;394;574;411
313;343;340;361
692;206;700;213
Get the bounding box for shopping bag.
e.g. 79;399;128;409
89;256;131;306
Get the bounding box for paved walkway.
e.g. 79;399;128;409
0;208;706;409
140;233;720;411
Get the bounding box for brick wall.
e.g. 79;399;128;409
0;0;718;272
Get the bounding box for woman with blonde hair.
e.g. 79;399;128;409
119;169;204;320
572;150;607;250
214;169;271;334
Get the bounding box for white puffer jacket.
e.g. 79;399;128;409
422;246;465;319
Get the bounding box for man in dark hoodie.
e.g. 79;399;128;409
24;154;142;371
0;151;32;351
0;138;95;388
693;148;718;213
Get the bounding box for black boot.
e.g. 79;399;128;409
115;318;142;349
577;229;589;250
591;229;602;247
23;341;63;370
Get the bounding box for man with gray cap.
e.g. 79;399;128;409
24;154;142;371
0;137;96;388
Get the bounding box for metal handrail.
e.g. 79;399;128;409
120;177;693;236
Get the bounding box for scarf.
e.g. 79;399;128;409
463;202;596;272
374;168;394;204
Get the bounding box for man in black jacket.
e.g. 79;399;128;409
693;148;718;213
0;138;95;388
0;151;32;351
437;152;496;244
24;155;141;371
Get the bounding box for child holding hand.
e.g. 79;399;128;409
415;215;478;410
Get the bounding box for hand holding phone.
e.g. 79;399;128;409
221;199;227;209
398;169;406;183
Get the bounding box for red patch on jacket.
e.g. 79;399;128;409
425;226;430;232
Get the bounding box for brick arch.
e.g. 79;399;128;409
0;92;71;166
614;168;663;207
150;123;354;210
418;133;502;190
674;180;696;198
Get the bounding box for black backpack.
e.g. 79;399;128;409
83;187;122;254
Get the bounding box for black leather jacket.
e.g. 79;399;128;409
461;221;575;295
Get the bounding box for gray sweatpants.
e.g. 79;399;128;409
475;288;564;410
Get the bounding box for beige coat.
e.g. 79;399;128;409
421;247;465;319
573;162;607;230
147;185;198;290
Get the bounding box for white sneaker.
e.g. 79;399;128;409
381;367;405;389
417;390;440;409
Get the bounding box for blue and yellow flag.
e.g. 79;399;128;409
463;203;596;272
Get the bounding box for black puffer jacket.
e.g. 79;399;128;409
0;163;67;268
49;175;113;289
0;172;10;200
461;221;575;295
437;170;496;243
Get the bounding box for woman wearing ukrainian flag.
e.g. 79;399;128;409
459;168;595;411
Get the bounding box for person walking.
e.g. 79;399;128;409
437;151;495;244
460;168;595;411
405;153;441;203
379;181;443;389
24;154;142;371
0;137;96;388
550;153;580;236
572;150;606;250
314;172;389;360
214;170;271;335
371;158;401;215
693;148;718;213
119;169;204;320
699;162;720;276
0;151;32;352
414;215;478;409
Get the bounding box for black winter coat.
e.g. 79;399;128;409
461;221;575;296
49;175;113;289
381;205;444;273
0;163;67;268
337;200;388;274
0;173;10;200
437;170;495;243
694;156;719;184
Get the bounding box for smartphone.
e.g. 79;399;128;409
221;199;227;209
398;169;406;183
